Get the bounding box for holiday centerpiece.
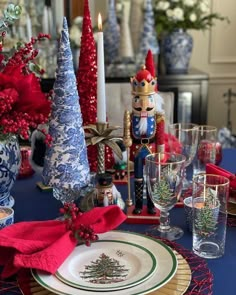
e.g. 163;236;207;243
153;0;228;74
0;4;51;206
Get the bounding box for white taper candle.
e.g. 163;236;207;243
97;13;106;123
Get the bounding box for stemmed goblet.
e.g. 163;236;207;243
168;123;199;191
145;152;186;241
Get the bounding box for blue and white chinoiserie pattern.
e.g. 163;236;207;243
163;29;193;74
104;0;120;64
42;18;90;203
138;0;159;64
0;136;21;207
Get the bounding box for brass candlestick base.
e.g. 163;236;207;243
123;110;133;207
97;143;105;174
84;122;122;175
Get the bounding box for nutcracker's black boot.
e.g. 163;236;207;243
146;187;156;215
133;178;144;214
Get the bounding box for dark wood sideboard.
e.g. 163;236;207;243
41;68;208;125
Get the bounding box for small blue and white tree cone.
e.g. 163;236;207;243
104;0;120;64
137;0;160;64
42;17;90;203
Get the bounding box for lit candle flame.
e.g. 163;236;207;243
98;13;102;31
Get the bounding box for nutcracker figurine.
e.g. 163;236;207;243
95;173;114;207
94;173;125;209
123;50;165;215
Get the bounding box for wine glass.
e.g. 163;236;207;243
145;152;186;240
168;123;199;191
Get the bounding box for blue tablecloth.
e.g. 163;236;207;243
2;149;236;294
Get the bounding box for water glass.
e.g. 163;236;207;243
183;196;194;232
168;123;198;191
192;174;229;259
37;40;57;78
193;125;217;175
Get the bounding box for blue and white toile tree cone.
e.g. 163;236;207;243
42;17;90;203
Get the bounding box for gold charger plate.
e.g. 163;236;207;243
228;202;236;216
20;250;191;295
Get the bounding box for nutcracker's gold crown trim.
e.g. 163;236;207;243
130;66;157;96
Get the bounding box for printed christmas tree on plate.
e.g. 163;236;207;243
80;253;129;284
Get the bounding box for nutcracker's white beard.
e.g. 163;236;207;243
137;116;148;135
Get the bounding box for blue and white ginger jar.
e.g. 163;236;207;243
163;29;193;74
0;136;21;207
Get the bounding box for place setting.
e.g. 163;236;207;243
25;231;191;295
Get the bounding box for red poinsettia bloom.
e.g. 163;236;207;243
0;34;51;139
1;65;50;115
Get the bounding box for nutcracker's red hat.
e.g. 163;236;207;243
131;50;157;95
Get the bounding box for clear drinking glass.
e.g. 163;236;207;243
168;123;199;191
193;125;217;175
192;174;229;258
145;152;186;240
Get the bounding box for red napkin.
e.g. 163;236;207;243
206;163;236;200
0;205;126;278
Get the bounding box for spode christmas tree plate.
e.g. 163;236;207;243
31;231;178;295
55;240;157;291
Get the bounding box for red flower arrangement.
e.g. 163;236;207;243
0;32;51;141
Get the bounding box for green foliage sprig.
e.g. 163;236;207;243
0;4;21;43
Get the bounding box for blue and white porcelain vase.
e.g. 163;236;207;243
0;136;21;207
163;29;193;74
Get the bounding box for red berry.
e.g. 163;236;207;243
85;240;91;247
59;208;65;214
